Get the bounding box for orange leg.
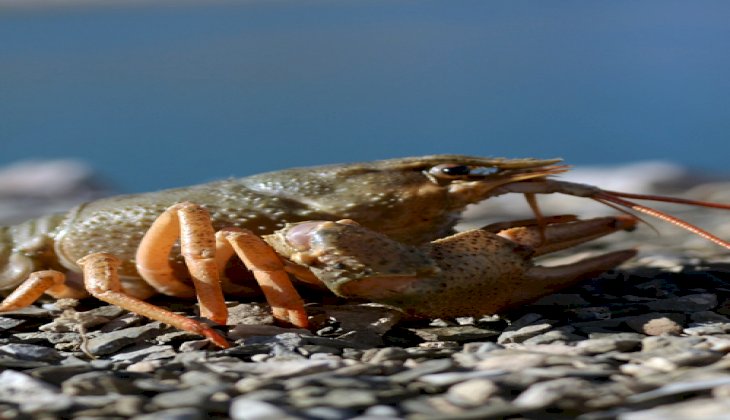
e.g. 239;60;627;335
0;270;87;311
219;228;309;329
135;202;227;325
136;202;307;329
78;253;230;348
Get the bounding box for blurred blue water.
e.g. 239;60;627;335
2;0;729;193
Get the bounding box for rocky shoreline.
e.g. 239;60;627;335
2;251;730;419
1;161;730;419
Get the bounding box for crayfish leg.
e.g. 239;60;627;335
0;270;87;311
78;253;230;349
219;228;309;329
136;202;228;325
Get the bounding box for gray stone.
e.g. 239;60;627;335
85;322;167;355
322;303;403;334
513;377;598;409
303;406;358;420
109;344;176;362
134;407;205;420
497;323;554;344
226;302;277;326
230;398;298;420
628;376;730;404
411;325;501;342
228;324;309;341
62;370;145;395
646;293;718;312
295;388;379;409
0;317;24;331
0;343;62;362
13;331;81;345
533;293;590;307
523;328;584;345
684;322;730;336
576;336;642;355
642;335;705;353
570;306;613;321
691;311;730;323
0;370;74;414
418;369;506;386
461;341;502;354
28;364;96;385
362;347;410;364
446;378;499;406
356;404;401;418
99;312;145;332
336;330;385;347
620;398;730;420
151;384;228;409
388;358;454;384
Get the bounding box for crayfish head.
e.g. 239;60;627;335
248;155;567;244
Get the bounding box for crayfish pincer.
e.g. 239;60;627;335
1;155;729;348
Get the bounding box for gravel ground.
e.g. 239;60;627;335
2;251;730;420
2;161;730;419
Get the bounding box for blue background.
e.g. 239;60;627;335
2;1;729;192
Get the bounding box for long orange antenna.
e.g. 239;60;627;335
603;190;730;210
594;191;730;250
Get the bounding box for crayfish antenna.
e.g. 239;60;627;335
593;191;730;251
591;196;660;237
603;190;730;210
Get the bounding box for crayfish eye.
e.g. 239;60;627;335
428;164;472;179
